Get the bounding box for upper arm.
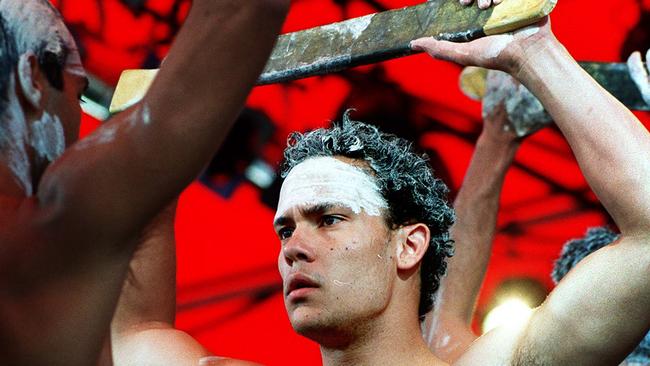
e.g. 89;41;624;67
511;236;650;365
36;0;289;249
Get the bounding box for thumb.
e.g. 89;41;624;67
411;37;473;65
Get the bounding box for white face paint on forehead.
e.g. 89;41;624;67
0;1;86;78
275;156;389;221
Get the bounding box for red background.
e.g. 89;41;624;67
52;0;650;364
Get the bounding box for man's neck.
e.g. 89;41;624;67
319;312;447;366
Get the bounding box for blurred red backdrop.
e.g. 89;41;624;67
52;0;650;364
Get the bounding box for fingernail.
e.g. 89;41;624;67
199;356;225;365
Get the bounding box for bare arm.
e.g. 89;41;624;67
423;101;520;363
109;201;262;366
413;18;650;365
15;0;289;274
0;2;288;365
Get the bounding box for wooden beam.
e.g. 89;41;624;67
460;63;650;111
109;0;556;113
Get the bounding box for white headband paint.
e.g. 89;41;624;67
275;156;388;220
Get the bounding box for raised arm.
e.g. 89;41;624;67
413;18;650;365
31;0;289;269
423;91;520;363
109;201;262;366
0;2;288;365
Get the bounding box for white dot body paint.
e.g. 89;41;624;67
482;25;539;60
482;34;513;59
74;103;151;151
275;156;388;221
29;112;66;163
627;51;650;106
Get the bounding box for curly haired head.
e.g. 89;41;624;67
551;226;620;284
280;110;455;318
552;227;650;363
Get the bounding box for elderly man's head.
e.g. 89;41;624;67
0;0;87;195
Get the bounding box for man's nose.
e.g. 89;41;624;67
282;227;316;266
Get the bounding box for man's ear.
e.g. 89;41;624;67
395;223;430;271
17;52;45;110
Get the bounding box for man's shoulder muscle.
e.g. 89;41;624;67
453;318;535;366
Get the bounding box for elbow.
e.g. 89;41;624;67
258;0;290;14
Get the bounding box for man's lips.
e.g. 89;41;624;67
285;273;320;299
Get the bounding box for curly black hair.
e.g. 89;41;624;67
280;110;455;318
552;226;650;363
551;226;620;284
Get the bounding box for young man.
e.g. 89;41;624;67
113;6;650;366
0;1;288;365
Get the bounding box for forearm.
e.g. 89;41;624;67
424;134;517;362
513;39;650;235
443;134;518;322
112;202;177;336
39;0;289;245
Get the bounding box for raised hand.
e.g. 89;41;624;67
411;17;553;74
627;49;650;106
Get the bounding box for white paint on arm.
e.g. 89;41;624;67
73;102;151;151
481;25;540;60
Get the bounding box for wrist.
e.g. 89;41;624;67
476;133;520;160
510;36;567;81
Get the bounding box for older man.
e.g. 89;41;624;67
0;1;288;365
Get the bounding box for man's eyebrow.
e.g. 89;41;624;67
273;203;338;227
273;216;291;227
301;203;335;217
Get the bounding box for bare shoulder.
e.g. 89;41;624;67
113;325;263;366
452;316;532;366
